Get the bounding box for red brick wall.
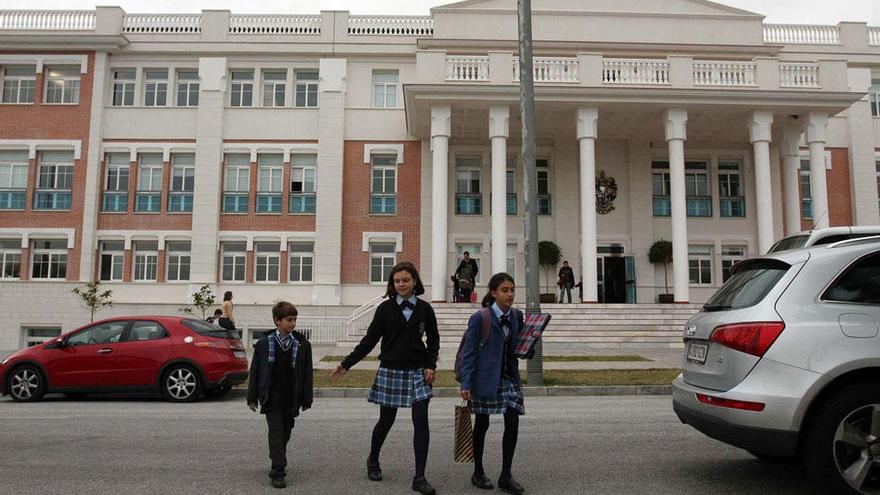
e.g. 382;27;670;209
792;148;853;231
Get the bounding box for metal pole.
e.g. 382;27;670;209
518;0;543;386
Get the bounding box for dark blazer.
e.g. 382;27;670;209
458;307;525;399
247;331;313;415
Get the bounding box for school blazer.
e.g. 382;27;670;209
247;331;314;415
458;308;526;399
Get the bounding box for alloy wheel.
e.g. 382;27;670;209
165;368;196;400
834;404;880;494
10;368;40;400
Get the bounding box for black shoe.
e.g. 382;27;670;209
411;477;437;495
367;459;382;481
498;476;524;495
271;477;287;489
471;472;493;490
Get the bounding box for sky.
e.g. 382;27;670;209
2;0;879;25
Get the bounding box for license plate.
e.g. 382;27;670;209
686;343;708;365
233;350;247;359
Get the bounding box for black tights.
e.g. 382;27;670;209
368;399;430;479
472;412;519;479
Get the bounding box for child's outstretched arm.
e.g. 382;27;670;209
331;308;383;380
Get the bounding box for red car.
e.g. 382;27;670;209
0;316;248;402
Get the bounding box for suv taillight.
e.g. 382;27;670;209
709;322;785;357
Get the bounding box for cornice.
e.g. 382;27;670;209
0;34;128;51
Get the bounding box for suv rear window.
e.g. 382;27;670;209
768;235;810;253
703;260;790;312
181;319;239;339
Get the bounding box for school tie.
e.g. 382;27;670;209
400;300;415;311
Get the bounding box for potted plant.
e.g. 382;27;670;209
538;240;562;303
649;239;674;303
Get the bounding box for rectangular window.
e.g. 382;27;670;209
1;66;36;104
288;241;314;282
718;160;745;217
99;240;124;281
166;241;191;282
688;245;713;285
176;70;199;107
230;70;254;107
255;242;280;283
871;79;880;118
111;68;136;107
369;242;396;283
370;154;397;214
102;153;129;212
0;239;21;279
537;158;552;215
221;242;247;282
223;154;250;213
262;70;286;107
800;159;813;219
0;150;29;210
373;70;398;108
45;67;80;104
456;244;482;284
455;156;482;215
290;154;316;214
135;153;163;213
506;160;517;215
256;154;283;213
24;327;61;347
506;243;516;280
31;239;67;280
685;161;712;217
652;161;671;217
721;246;745;283
294;70;318;108
168;153;194;212
133;241;158;281
144;69;168;107
34;151;74;210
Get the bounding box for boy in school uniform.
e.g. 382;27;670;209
247;301;314;489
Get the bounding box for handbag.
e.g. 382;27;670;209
454;401;474;463
514;312;552;359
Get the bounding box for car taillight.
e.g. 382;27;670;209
696;393;765;412
194;341;226;349
709;322;785;357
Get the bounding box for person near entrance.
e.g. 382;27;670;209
454;251;478;303
557;261;575;303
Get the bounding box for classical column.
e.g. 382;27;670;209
431;105;451;302
576;106;599;302
79;52;109;281
489;105;510;275
805;112;830;229
749;111;775;254
781;123;803;234
664;109;689;303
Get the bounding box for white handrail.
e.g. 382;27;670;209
602;59;670;85
0;10;95;30
446;56;490;82
693;61;756;87
348;16;433;36
229;14;321;35
343;294;385;339
780;63;820;88
123;14;201;34
763;24;840;45
512;57;579;83
869;27;880;47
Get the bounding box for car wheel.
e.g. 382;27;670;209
747;450;798;463
8;365;46;402
162;365;201;403
203;385;232;398
805;383;880;495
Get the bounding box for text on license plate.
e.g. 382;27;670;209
686;343;708;364
234;350;247;359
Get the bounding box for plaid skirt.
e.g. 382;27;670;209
470;378;525;415
368;367;433;408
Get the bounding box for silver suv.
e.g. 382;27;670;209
673;237;880;494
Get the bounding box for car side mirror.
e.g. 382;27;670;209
45;338;65;350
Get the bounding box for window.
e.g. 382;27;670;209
67;321;126;346
718;161;745;217
506;159;517;215
144;69;168;107
262;70;286;107
133;241;158;281
288;241;314;282
871;78;880;117
369;242;396;283
373;71;398;108
705;260;790;312
45;67;80;104
721;246;746;283
255;242;280;283
800;159;812;219
102;153;129;212
169;154;194;212
823;252;880;305
176;70;199;107
0;150;28;210
506;243;516;280
370;154;397;214
34;151;74;210
1;66;35;104
135;153;163;213
537;158;551;215
24;327;60;347
0;239;21;279
223;154;250;213
456;156;482;215
221;242;247;282
31;239;67;279
652;161;671;216
111;68;135;107
256;154;283;213
166;241;191;282
230;70;254;107
688;245;712;285
294;70;318;107
685;161;711;217
99;240;124;281
127;321;168;341
290;154;316;214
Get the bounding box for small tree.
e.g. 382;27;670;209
649;239;674;296
180;284;216;320
72;281;113;323
538;240;562;293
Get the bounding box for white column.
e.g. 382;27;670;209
489;105;510;275
79;52;109;281
665;109;689;303
749;111;775;254
576;107;599;302
805;112;830;229
781;123;803;234
431;105;451;302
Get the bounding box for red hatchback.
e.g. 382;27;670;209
0;316;248;402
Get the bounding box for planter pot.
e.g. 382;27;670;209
657;293;675;304
540;293;557;304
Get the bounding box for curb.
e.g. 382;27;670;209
230;385;672;399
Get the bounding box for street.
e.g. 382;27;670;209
0;395;820;494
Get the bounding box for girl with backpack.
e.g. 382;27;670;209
457;272;528;495
330;261;440;495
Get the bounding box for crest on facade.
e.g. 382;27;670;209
596;170;617;215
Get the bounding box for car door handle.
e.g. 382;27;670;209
97;348;113;354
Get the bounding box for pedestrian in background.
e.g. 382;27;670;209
206;308;223;325
557;261;575;304
219;291;236;330
331;261;440;495
455;251;479;302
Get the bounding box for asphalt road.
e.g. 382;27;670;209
0;395;821;495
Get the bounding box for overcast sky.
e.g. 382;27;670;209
3;0;879;25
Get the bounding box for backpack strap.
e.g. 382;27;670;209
479;306;493;349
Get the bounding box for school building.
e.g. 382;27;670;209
0;0;879;349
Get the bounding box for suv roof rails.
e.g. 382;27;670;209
828;235;880;249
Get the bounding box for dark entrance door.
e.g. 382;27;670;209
603;257;627;303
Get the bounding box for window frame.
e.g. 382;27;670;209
261;69;287;108
165;241;191;282
718;160;745;218
110;68;136;107
536;158;552;215
223;154;251;213
102;153;130;213
370;154;397;215
685;161;712;217
369;242;396;284
256;154;283;214
800;159;813;220
135;153;163;213
288;241;314;283
168;153;194;213
99;240;125;282
34;151;74;210
1;66;36;104
290;154;317;214
0;150;29;210
23;327;61;348
372;70;399;109
230;69;254;107
176;69;199;107
688;245;713;286
30;239;67;280
221;242;247;282
455;244;483;284
720;245;746;283
132;241;158;282
44;66;80;104
455;156;482;215
506;158;517;215
254;242;281;283
0;240;21;280
143;68;169;107
294;69;318;108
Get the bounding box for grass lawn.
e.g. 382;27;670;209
319;355;652;363
312;369;681;388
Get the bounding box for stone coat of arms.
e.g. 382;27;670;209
596;170;617;214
